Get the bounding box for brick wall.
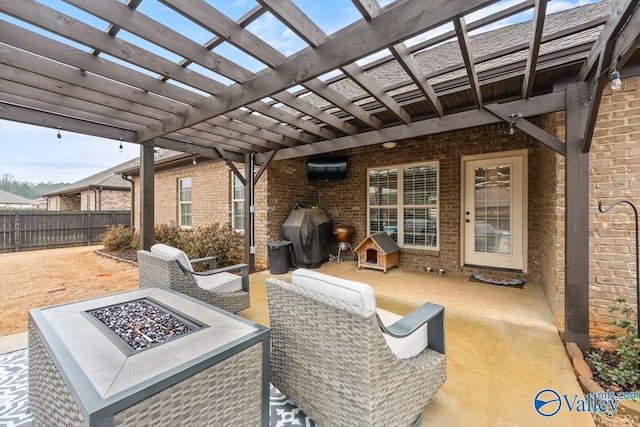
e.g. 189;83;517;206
99;190;131;211
587;76;640;334
272;122;544;279
538;113;566;329
133;160;271;269
79;189;130;211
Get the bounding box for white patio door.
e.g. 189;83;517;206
462;151;526;271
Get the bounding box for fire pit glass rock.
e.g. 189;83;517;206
89;299;195;351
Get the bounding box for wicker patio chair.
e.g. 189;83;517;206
266;269;446;427
137;243;250;313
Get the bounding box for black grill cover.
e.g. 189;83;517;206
282;208;331;268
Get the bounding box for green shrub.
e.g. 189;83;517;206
102;224;139;251
590;299;640;389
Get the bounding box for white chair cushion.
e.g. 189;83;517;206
377;308;429;359
195;272;242;293
291;268;377;312
151;243;193;271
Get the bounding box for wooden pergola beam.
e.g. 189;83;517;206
256;91;566;163
137;0;497;142
484;104;565;155
522;0;548;99
581;1;640;152
454;17;483;109
578;0;638;81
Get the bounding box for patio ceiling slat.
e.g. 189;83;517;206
522;0;548;99
0;44;183;116
63;0;254;84
161;0;377;132
223;110;312;146
352;0;444;117
136;0;498;143
170;128;264;154
0;89;147;132
256;90;567;163
206;116;294;149
261;0;412;124
578;0;638;80
389;42;444;118
62;0;329;145
246;102;336;140
301;79;384;129
0;102;136;141
0;20;197;106
190;122;279;151
0;64;168;122
75;0;352;139
453;17;482;110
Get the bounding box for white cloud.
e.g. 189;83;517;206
246;13;307;56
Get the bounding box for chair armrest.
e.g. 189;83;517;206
376;302;445;354
176;262;250;292
190;256;217;269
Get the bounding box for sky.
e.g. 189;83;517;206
0;0;598;184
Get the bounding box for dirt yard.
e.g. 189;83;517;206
1;245;138;336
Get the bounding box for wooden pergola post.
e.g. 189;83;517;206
564;82;591;350
139;142;155;251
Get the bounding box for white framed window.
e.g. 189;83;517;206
178;177;192;228
231;170;244;232
368;162;439;249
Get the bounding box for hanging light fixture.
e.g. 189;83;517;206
118;137;123;153
192;155;197;166
610;69;622;91
508;113;522;135
57;126;62;142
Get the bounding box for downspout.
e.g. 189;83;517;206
92;187;102;211
250;152;256;259
121;174;135;229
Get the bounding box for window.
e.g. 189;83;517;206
368;162;438;249
232;170;244;232
178;178;192;228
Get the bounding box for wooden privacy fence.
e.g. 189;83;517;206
0;211;131;253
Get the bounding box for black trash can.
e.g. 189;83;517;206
267;240;291;274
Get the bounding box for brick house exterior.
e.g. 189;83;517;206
45;158;136;212
128;75;640;336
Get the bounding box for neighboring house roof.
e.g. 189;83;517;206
0;189;36;205
117;148;209;176
44;157;139;197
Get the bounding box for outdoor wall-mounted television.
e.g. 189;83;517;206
307;156;348;182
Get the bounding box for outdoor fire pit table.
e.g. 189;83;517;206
28;286;270;427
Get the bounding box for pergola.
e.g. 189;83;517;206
1;0;640;348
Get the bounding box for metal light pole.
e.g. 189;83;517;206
598;200;640;338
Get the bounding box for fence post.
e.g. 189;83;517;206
87;211;92;246
14;213;20;252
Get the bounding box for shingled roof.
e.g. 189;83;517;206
44;158;138;197
0;189;36;205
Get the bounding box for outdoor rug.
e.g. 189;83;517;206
469;273;525;288
0;349;316;427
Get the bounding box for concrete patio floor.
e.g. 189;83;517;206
1;259;593;426
242;261;594;427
